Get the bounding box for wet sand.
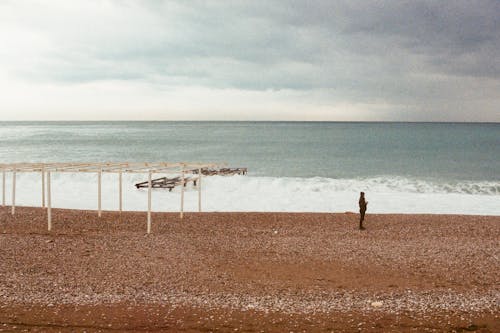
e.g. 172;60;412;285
1;207;499;332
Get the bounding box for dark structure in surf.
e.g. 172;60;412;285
134;167;247;191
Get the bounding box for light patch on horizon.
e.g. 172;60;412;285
0;0;499;121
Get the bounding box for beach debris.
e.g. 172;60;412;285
371;301;383;308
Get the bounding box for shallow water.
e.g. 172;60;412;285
0;121;498;214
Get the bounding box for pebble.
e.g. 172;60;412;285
0;209;498;317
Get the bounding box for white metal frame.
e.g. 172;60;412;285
0;162;218;233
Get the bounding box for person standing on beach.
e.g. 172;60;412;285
359;192;368;230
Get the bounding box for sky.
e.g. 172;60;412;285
0;0;499;121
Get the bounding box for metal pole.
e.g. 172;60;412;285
41;167;45;208
11;169;16;215
180;166;185;219
47;171;52;231
2;168;5;207
119;170;123;213
98;169;102;217
198;168;202;212
147;171;152;234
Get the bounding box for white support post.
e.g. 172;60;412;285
198;168;202;212
98;169;102;217
147;171;152;234
180;167;185;219
47;171;52;231
119;170;123;213
11;169;16;215
41;167;45;208
2;168;5;207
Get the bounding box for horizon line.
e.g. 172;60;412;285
0;120;498;124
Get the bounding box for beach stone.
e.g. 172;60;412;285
1;208;499;326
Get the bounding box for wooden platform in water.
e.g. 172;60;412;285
191;167;247;176
134;167;247;190
135;176;199;191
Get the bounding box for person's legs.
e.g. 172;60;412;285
359;210;365;230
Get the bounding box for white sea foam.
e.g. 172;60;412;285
2;173;499;215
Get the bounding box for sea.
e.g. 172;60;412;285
0;121;498;215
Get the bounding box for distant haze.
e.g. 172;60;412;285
0;1;499;121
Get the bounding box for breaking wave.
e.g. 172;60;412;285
2;173;499;215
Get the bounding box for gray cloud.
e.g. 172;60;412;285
1;0;499;121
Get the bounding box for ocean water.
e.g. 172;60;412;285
0;121;499;214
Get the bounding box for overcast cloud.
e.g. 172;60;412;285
0;0;499;121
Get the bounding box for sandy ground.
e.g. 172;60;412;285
0;206;499;332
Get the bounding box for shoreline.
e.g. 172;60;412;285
3;173;499;216
3;204;500;217
1;207;499;331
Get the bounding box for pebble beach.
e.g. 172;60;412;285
0;207;499;332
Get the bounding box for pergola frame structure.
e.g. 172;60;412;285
0;162;219;233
